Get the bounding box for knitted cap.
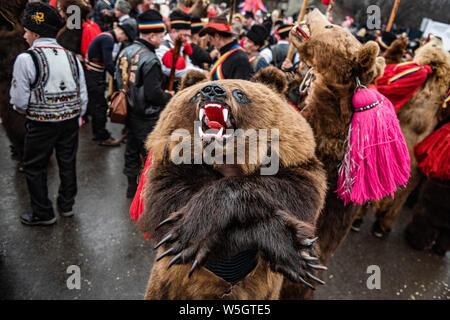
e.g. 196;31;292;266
170;10;191;30
23;2;64;38
377;31;397;51
191;16;204;35
138;9;165;34
276;24;293;39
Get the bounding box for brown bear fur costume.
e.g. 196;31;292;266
285;8;386;299
405;177;450;256
138;69;328;300
0;0;28;164
355;36;450;235
187;0;209;18
55;0;92;55
382;35;409;65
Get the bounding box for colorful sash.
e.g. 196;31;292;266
249;54;257;64
441;91;450;109
210;44;243;80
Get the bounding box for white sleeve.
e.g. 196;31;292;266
293;52;300;65
156;43;171;76
77;58;88;116
260;47;273;64
10;53;35;114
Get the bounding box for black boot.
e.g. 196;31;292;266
127;176;138;199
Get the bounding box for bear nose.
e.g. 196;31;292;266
200;84;227;100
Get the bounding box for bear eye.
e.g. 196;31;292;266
190;92;201;103
232;90;250;104
325;25;333;29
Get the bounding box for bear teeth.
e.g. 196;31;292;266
222;109;228;122
199;109;205;121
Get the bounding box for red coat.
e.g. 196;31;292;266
81;20;101;57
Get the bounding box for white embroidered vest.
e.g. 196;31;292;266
28;46;81;122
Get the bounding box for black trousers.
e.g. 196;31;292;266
86;70;110;140
23;117;79;219
124;116;157;178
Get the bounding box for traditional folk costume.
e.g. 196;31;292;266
199;17;252;80
10;2;87;225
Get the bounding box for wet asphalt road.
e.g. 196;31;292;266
0;121;448;300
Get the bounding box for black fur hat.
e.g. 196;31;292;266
246;24;268;47
22;2;64;38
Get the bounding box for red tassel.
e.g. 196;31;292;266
336;86;411;204
415;123;450;180
129;153;152;222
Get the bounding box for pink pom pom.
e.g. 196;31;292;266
336;87;410;205
322;0;331;5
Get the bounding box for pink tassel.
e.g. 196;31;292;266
336;87;410;205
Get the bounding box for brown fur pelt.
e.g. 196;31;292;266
187;0;209;18
405;178;450;255
284;8;386;299
56;0;93;54
356;36;450;235
383;35;408;65
146;250;283;299
139;69;328;300
0;0;28;163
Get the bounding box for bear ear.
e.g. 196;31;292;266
356;41;379;71
179;70;208;90
251;66;287;95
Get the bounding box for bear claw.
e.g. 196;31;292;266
306;271;325;285
188;259;199;277
301;237;318;246
156;248;175;261
307;263;328;270
154;233;173;249
167;252;182;269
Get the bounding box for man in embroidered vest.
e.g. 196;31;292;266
199;16;251;80
85;20;135;146
243;24;269;75
115;9;173;198
10;2;88;226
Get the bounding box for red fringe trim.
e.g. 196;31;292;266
415;123;450;180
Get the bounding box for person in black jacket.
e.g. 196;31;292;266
115;9;173;198
189;16;219;69
85;21;135;146
199;16;251;80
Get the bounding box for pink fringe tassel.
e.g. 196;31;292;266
336;88;410;205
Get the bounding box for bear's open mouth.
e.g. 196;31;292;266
292;21;311;42
197;102;235;141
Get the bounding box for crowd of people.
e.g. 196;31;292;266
6;0;449;257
